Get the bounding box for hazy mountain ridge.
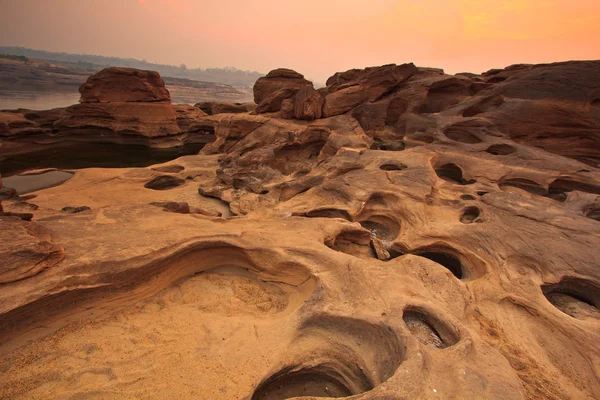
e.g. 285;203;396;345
0;46;264;88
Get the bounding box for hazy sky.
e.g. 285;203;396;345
1;0;599;83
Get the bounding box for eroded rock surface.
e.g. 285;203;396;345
1;61;600;400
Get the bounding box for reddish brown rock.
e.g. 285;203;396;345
79;67;171;103
292;86;324;120
0;217;64;284
195;101;255;115
322;63;418;117
253;68;313;113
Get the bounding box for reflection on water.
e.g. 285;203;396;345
1;142;205;176
0;92;81;110
3;171;74;194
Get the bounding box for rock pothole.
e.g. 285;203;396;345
486;144;516;155
306;208;352;221
413;250;465;279
443;128;482;144
358;215;400;242
251;364;355;399
403;307;459;349
328;229;374;259
434;163;475;185
542;278;600;320
460;206;481;224
144;175;186;190
380;163;407;171
252;315;404;400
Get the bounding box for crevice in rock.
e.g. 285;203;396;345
413;251;465;279
327;229;374;259
547;178;600;202
585;207;600;222
485;144;516;155
443;128;482;144
380;163;407;171
460;194;476;200
434;163;475;185
498;178;547;196
144;175;186;190
305;208;352;221
403;307;459;348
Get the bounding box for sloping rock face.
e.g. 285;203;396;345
78;67;171;103
1;61;600;400
0;217;64;284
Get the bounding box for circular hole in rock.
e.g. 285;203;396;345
413;251;464;279
144;175;186;190
542;278;600;320
380;163;407;171
359;216;400;242
434;163;475;185
460;206;481;224
252;364;356;399
252;315;404;400
460;194;476;200
403;307;459;349
485;144;516;155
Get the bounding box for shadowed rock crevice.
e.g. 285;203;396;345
460;206;481;224
414;251;465;279
542;278;600;320
305;208;352;221
403;307;459;348
443;127;482;144
379;162;407;171
498;177;547;196
434;163;475;185
144;175;186;190
486;144;516;155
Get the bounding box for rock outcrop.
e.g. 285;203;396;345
1;60;600;400
253;68;313;113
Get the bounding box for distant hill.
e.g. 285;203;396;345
0;46;264;88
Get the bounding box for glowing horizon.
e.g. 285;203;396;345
1;0;599;83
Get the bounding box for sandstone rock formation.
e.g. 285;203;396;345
253;68;313;113
1;60;600;400
78;67;171;103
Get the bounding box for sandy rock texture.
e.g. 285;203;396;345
0;61;599;400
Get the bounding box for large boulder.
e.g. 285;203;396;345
50;68;182;141
292;86;324;120
253;68;313;113
79;67;171;103
322;63;418;117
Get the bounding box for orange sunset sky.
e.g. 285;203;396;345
1;0;599;83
